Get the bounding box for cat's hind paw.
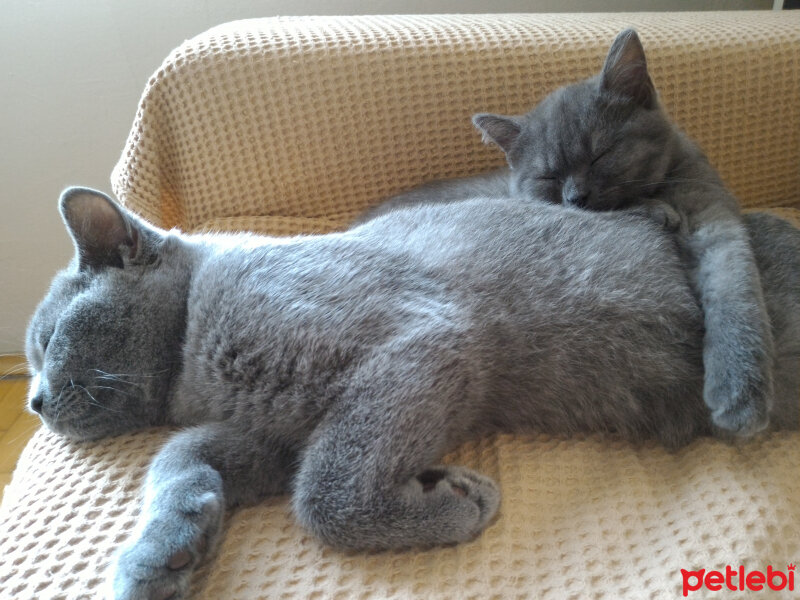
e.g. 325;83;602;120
416;465;500;540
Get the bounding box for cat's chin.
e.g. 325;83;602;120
43;417;129;442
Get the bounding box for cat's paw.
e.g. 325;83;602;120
416;465;500;540
705;368;771;437
709;394;770;437
108;491;222;600
630;200;682;232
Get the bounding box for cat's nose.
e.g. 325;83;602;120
562;178;590;208
30;394;44;414
563;189;590;208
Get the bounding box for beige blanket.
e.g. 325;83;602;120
2;12;799;600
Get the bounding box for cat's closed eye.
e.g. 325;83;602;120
590;148;612;166
30;334;51;370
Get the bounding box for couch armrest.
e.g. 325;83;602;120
111;12;800;232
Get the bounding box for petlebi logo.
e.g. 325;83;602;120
681;564;795;596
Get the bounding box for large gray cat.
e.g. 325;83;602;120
361;29;777;437
26;186;799;600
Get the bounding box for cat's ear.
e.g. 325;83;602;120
59;187;157;270
600;29;656;109
472;113;524;155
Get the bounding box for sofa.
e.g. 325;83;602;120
1;11;798;600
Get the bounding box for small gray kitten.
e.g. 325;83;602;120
27;186;798;600
363;29;776;437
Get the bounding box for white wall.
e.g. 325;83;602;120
0;0;772;354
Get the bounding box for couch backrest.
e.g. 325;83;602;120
112;12;800;233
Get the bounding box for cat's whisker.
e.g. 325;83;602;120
91;372;137;383
607;177;654;186
53;380;70;405
74;383;98;404
0;360;30;374
610;177;727;190
53;402;63;425
90;368;168;379
73;383;123;414
93;375;143;390
82;399;123;414
88;384;134;397
638;179;724;189
52;381;74;425
2;421;42;446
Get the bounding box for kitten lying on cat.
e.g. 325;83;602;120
361;29;776;437
27;183;799;600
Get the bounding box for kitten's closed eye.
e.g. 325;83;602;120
590;148;613;166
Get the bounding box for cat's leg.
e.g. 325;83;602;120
687;211;775;435
292;344;500;551
109;422;294;600
743;211;800;431
770;356;800;430
294;415;500;551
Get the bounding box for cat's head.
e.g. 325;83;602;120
25;188;190;440
474;29;675;211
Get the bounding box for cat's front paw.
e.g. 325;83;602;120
630;200;682;232
705;366;771;437
108;491;222;600
709;393;770;437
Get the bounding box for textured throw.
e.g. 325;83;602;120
2;12;799;600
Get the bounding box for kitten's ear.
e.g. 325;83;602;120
472;113;524;155
59;187;155;270
600;29;656;108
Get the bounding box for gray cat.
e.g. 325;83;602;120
26;185;798;600
360;29;777;438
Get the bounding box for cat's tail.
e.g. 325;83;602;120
744;211;800;430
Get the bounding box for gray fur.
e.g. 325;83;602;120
370;29;780;436
26;179;798;600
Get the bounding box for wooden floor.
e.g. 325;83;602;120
0;355;39;505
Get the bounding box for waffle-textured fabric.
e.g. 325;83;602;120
2;12;799;600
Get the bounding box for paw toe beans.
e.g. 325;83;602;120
418;465;500;533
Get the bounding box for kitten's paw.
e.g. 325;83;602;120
631;200;682;232
417;465;500;539
108;492;222;600
706;371;771;437
709;395;770;437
